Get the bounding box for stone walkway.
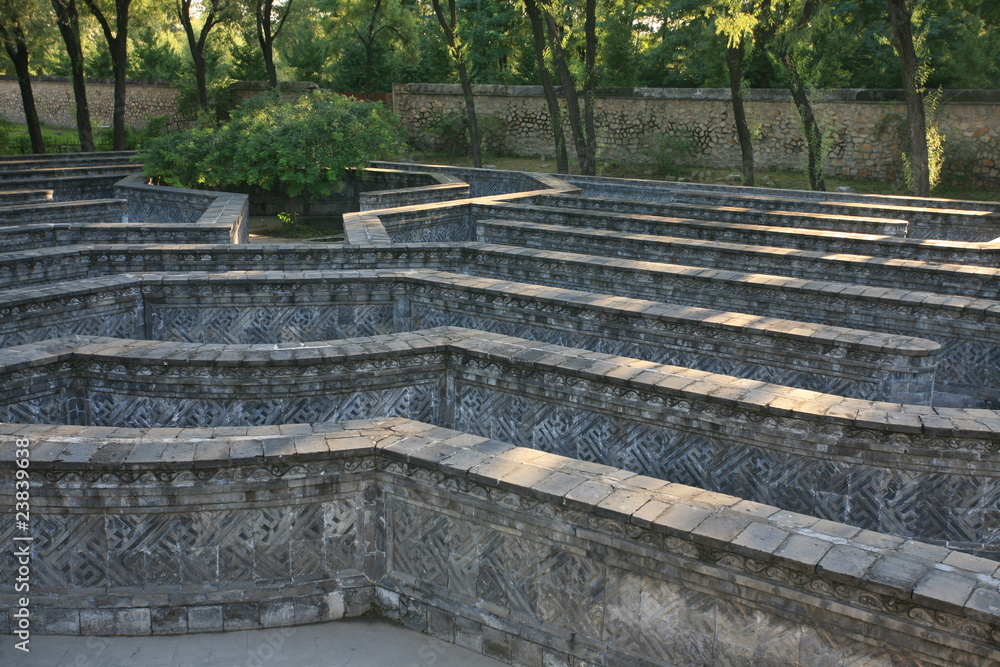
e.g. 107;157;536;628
1;618;505;667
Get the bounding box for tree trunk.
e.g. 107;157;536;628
886;0;929;196
52;0;94;151
179;0;213;113
192;48;209;111
430;0;481;167
263;39;278;88
111;33;128;150
364;40;374;100
781;51;825;191
7;40;45;154
456;61;482;168
581;0;597;176
83;0;131;150
524;0;567;172
544;11;589;175
725;42;754;187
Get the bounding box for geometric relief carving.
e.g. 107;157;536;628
390;499;452;588
453;384;529;445
24;499;359;591
451;380;1000;546
0;389;69;426
152;304;394;344
934;337;997;389
0;310;142;348
536;549;605;639
86;385;436;428
524;403;577;459
478;532;551;619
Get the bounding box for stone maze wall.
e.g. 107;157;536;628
0;271;938;402
4;418;1000;665
394;84;1000;183
0;76;183;131
2;153;1000;664
0;329;996;557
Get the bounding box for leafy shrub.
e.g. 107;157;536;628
428;111;508;156
874;92;946;192
644;131;700;177
141;90;405;205
0;120;13;153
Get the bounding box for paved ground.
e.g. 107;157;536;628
1;618;506;667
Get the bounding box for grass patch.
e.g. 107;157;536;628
0;121;102;153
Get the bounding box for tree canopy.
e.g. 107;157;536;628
141;89;404;208
4;0;1000;94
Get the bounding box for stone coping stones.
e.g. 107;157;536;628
0;150;137;166
557;175;1000;242
0;188;52;205
1;417;998;665
460;243;1000;407
0;329;996;552
499;193;912;236
501;194;1000;265
0;269;939;402
0;199;126;226
475;218;1000;300
0;163;142;183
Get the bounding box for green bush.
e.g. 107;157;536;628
644;131;700;178
428;111;508;157
0;120;13;153
141;90;405;206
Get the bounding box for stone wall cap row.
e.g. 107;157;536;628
468;242;1000;319
477;217;1000;306
488;199;914;240
0;328;993;451
4;416;1000;634
393;82;1000;105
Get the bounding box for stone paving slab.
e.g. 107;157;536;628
0;618;504;667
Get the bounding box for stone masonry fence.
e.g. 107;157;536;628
393;83;1000;183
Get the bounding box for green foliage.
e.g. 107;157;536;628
429;111;507;156
0;120;14;153
141;90;405;200
129;26;186;80
874;90;946;192
600;0;639;87
644;131;700;178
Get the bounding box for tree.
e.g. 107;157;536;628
142;90;404;218
430;0;482;167
251;0;295;87
179;0;230;112
523;0;568;172
82;0;133;150
51;0;94;151
886;0;929;196
537;0;599;175
336;0;417;99
765;0;825;190
0;0;46;153
601;0;640;87
713;1;760;186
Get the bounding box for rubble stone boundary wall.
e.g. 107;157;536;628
1;416;998;666
0;76;182;131
394;83;1000;182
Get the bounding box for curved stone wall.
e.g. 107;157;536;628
2;419;999;665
